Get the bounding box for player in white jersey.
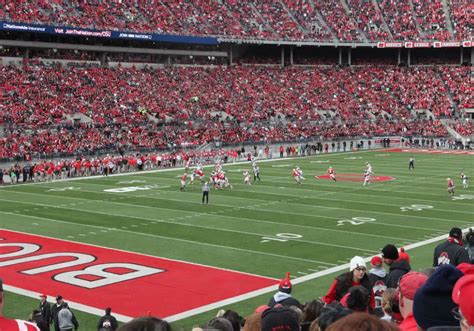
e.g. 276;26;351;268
363;170;371;186
366;162;373;174
243;170;251;185
253;165;261;182
461;172;468;188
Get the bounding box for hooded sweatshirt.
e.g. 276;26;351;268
385;259;411;289
268;291;301;308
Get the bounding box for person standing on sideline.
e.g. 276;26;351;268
39;294;51;331
57;303;78;331
408;156;415;170
202;181;209;204
0;278;40;330
97;308;118;331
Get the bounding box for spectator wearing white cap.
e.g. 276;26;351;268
322;256;375;309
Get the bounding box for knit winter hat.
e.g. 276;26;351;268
278;272;292;294
350;256;367;272
381;244;399;260
370;256;383;267
449;227;463;240
261;307;299;331
413;264;463;329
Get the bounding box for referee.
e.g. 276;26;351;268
202;181;210;204
408;156;415;170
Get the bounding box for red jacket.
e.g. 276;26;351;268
398;313;417;331
323;279;376;308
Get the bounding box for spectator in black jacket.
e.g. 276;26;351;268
268;273;301;308
51;296;64;331
382;244;410;289
433;227;470;267
38;294;51;331
31;309;49;331
97;308;118;331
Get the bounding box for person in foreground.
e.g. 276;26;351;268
0;278;40;330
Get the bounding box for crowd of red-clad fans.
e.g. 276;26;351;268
2;61;470;159
1;0;472;42
450;121;474;136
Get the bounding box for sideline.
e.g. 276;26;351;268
0;148;379;188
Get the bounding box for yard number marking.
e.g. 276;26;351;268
261;233;302;243
400;204;433;212
337;217;376;226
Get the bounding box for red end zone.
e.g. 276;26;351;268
0;230;276;319
315;174;395;182
384;148;474;155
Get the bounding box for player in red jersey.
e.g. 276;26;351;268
0;278;40;330
447;178;455;196
328;166;336;181
180;173;188;191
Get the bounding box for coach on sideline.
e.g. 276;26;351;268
202;181;210;204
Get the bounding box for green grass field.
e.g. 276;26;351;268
0;148;473;330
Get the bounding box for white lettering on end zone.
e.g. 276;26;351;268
54;263;164;288
104;184;168;193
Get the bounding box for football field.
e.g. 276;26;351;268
0;148;473;329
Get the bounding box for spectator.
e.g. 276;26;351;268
205;317;233;331
326;312;399;331
382;244;411;288
57;303;78;331
368;256;386;286
268;272;301;308
242;312;262;331
31;309;49;331
413;264;463;330
220;310;244;331
316;302;352;331
261;306;299;331
97;308;118;331
398;272;428;331
51;296;65;331
117;317;171;331
0;278;39;330
322;256;374;308
452;274;474;331
301;300;323;331
38;294;51;331
341;286;370;313
464;229;474;263
433;227;470;267
381;288;402;324
398;247;411;264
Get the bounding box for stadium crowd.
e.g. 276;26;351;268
2;62;470;160
3;228;472;330
1;1;471;42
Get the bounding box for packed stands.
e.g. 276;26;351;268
1;61;465;159
0;1;471;42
